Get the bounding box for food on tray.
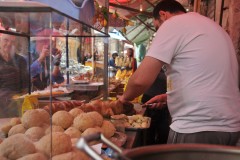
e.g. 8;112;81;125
25;127;45;142
73;71;92;81
21;109;50;129
125;115;151;129
35;132;72;157
52;111;74;129
64;127;82;139
79;100;135;118
8;124;26;137
18;87;73;99
17;152;47;160
101;120;116;138
43;100;84;114
0;134;36;159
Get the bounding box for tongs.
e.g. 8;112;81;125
76;132;131;160
141;102;167;108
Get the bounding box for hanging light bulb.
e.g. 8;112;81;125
140;4;143;11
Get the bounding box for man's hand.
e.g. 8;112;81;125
38;45;50;63
53;51;62;66
117;94;129;104
144;94;167;109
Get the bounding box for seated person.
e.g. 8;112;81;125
30;40;64;90
123;48;137;72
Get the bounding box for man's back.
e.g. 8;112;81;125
147;12;240;133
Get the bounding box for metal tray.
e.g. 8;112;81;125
76;133;240;160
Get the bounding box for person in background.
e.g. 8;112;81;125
0;33;28;92
0;33;29;117
30;39;64;90
108;51;119;78
123;48;137;72
141;68;170;145
108;51;118;68
119;0;240;146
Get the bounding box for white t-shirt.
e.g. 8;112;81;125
147;12;240;133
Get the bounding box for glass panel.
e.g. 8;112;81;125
0;5;108;159
0;12;29;34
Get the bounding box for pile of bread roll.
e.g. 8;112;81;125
0;108;116;160
43;99;136;118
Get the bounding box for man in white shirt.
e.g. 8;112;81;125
119;0;240;145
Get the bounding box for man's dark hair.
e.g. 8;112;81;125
112;52;118;58
153;0;187;19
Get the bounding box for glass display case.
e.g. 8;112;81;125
0;2;110;159
0;2;141;160
0;0;108;116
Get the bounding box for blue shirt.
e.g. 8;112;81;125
31;57;64;90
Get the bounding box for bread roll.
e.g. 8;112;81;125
64;127;82;138
52;111;73;129
51;148;90;160
71;138;78;147
36;109;50;125
81;127;102;137
45;125;64;135
25;127;45;142
0;134;36;159
69;108;84;118
35;132;72;157
17;152;47;160
0;123;12;137
86;111;103;127
10;117;21;126
8;124;26;137
101;120;116;138
21;109;50;129
73;113;95;132
0;155;7;160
